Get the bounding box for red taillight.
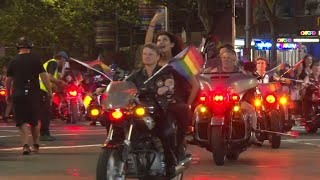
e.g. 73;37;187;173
199;95;206;102
213;94;225;102
230;93;240;102
265;94;276;104
0;89;6;96
52;93;60;105
109;109;124;121
68;90;78;97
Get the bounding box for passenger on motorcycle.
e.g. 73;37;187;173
146;15;199;162
209;50;262;144
126;43;178;176
302;61;320;122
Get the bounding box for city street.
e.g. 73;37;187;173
1;120;320;180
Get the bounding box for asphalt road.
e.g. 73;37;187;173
1;120;320;180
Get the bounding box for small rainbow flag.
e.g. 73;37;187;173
169;46;204;80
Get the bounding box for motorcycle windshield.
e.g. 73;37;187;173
103;81;138;109
257;82;281;96
199;72;257;94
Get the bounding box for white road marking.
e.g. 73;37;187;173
282;139;320;142
0;132;106;138
0;144;101;151
0;129;106;133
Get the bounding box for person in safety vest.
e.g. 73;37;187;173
39;51;68;141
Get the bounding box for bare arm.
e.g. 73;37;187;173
187;76;200;106
48;73;67;87
145;12;165;44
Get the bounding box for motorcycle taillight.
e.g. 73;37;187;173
230;93;240;102
68;90;78;97
0;89;6;96
265;94;277;104
212;94;226;103
108;109;124;122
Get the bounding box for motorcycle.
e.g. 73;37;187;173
0;85;7;118
96;81;191;180
85;90;107;127
253;82;287;148
302;82;320;133
191;72;257;166
58;83;86;124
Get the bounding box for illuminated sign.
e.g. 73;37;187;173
277;43;299;50
255;41;299;50
255;41;272;50
299;30;317;36
277;38;292;43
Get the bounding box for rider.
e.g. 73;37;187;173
126;43;177;176
255;57;274;83
210;49;262;145
302;61;320;123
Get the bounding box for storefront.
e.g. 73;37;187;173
234;38;300;65
294;30;320;60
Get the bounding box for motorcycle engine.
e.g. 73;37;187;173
126;137;166;176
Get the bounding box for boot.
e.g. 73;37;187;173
250;132;262;146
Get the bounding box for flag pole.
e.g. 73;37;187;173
143;64;169;85
280;59;304;78
70;57;113;82
266;64;282;74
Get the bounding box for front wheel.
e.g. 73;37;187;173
226;150;239;161
70;102;80;124
268;110;281;149
96;148;125;180
210;126;226;166
305;122;318;134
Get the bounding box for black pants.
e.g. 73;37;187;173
303;100;313;119
167;102;189;152
39;90;52;136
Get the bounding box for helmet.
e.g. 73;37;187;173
16;37;33;49
54;51;69;61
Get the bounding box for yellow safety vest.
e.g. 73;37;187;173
39;59;58;92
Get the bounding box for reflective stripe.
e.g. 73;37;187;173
39;59;58;92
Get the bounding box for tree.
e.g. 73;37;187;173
258;0;279;67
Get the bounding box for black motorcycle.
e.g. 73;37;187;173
0;85;7;118
96;81;191;180
191;72;257;166
253;82;285;148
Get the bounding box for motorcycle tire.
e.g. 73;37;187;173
96;148;125;180
268;109;281;149
305;122;318;134
226;151;239;161
210;126;226;166
70;102;80;124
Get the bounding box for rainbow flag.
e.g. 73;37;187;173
169;46;204;80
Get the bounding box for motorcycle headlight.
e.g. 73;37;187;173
90;109;100;116
196;105;212;119
134;107;145;117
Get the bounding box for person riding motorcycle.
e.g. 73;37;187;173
254;57;275;83
126;43;179;176
302;61;320;123
209;50;262;145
